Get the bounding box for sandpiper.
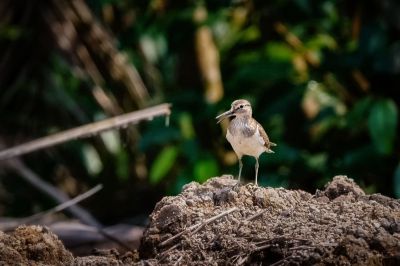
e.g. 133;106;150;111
216;99;276;185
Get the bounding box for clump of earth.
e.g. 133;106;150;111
1;175;400;265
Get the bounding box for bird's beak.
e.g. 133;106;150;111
216;109;234;124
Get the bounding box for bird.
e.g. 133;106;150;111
216;99;276;185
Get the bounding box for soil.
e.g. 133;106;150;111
1;175;400;265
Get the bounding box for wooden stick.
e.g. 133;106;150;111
0;103;171;161
246;209;267;221
5;158;102;227
159;207;238;247
173;256;183;266
254;244;272;251
3;158;132;251
23;184;103;224
190;207;238;235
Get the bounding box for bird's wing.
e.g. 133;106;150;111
255;121;275;150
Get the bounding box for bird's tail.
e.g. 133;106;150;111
266;142;276;153
265;148;275;153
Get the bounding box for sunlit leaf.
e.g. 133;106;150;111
302;80;346;119
194;158;219;183
306;152;328;172
240;26;261;42
100;130;120;154
306;34;337;50
265;42;294;62
139;33;167;63
149;146;179;184
322;1;338;22
179;112;195;139
368;99;398;154
82;145;103;176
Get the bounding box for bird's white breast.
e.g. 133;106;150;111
226;124;266;158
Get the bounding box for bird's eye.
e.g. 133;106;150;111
240;105;244;109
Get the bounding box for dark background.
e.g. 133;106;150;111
0;0;399;225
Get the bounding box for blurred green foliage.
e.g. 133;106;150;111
1;0;400;223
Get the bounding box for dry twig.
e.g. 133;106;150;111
173;256;183;266
254;244;272;251
159;207;238;247
0;103;171;161
270;255;302;266
3;158;101;227
23;184;103;224
246;209;268;221
1;155;132;251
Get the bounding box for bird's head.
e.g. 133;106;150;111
216;99;252;123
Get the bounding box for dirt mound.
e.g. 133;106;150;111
0;225;73;265
140;175;400;265
1;175;399;265
0;225;138;265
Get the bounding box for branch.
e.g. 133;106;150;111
4;158;102;227
2;157;133;251
159;207;238;247
0;103;171;161
23;184;103;224
246;209;267;221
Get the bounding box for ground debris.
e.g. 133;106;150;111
0;225;139;265
140;175;400;265
0;225;74;265
1;175;399;265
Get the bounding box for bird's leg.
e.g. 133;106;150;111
238;157;243;182
255;157;259;186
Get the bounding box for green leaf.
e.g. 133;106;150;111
0;25;23;40
305;152;328;172
346;97;373;128
82;145;103;176
240;26;261;42
368;99;398;155
149;146;179;184
179;112;195;139
265;42;295;62
193;158;219;183
306;34;337;50
116;150;129;181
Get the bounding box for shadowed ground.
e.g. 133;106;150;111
1;175;400;265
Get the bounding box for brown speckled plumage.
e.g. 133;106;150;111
216;99;276;185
